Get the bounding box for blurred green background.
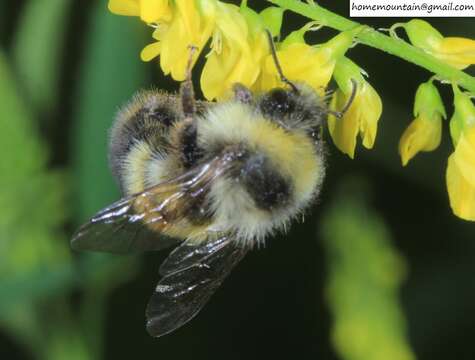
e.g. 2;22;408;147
0;0;474;359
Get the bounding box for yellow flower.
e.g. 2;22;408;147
200;3;267;100
446;126;475;221
328;57;382;158
140;0;216;81
395;19;475;69
108;0;172;23
399;116;442;166
446;85;475;221
255;26;356;95
436;38;475;69
398;81;446;166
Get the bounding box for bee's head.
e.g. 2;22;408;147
256;30;329;136
258;83;327;134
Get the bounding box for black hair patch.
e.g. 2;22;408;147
124;106;176;150
180;122;204;169
259;88;296;120
240;153;292;211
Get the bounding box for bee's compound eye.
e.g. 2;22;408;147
260;88;295;117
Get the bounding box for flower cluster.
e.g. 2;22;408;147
108;0;361;96
108;0;381;157
392;19;475;221
109;3;475;222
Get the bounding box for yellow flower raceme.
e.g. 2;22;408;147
395;19;475;69
398;81;446;166
256;27;356;95
200;3;268;100
108;0;172;23
446;85;475;221
140;0;216;81
328;57;382;158
446;126;475;221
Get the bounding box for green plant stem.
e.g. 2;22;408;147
268;0;475;93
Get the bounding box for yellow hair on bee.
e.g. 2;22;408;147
123;141;154;194
107;85;327;248
199;102;323;201
122;141;173;195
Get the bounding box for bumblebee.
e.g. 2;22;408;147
72;33;352;337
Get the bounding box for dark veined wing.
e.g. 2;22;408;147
71;154;235;254
146;234;247;337
71;196;177;254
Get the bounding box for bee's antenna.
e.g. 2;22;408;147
328;79;358;118
265;29;299;93
340;79;358;115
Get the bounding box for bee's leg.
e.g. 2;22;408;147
180;46;198;118
176;46;205;169
232;83;253;104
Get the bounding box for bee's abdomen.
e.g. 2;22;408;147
109;91;180;193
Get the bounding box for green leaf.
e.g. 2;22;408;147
12;0;73;116
0;50;71;347
321;179;415;360
0;265;74;310
0;51;68;275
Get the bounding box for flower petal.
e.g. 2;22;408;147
201;3;265;100
328;90;359;158
328;79;382;158
452;127;475;188
398;114;442;166
140;42;161;61
259;43;334;95
140;0;171;23
436;37;475;69
450;85;475;146
360;82;382;149
108;0;140;16
446;128;475;221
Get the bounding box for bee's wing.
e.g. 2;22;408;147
146;234;247;337
71;155;232;254
70;196;178;254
